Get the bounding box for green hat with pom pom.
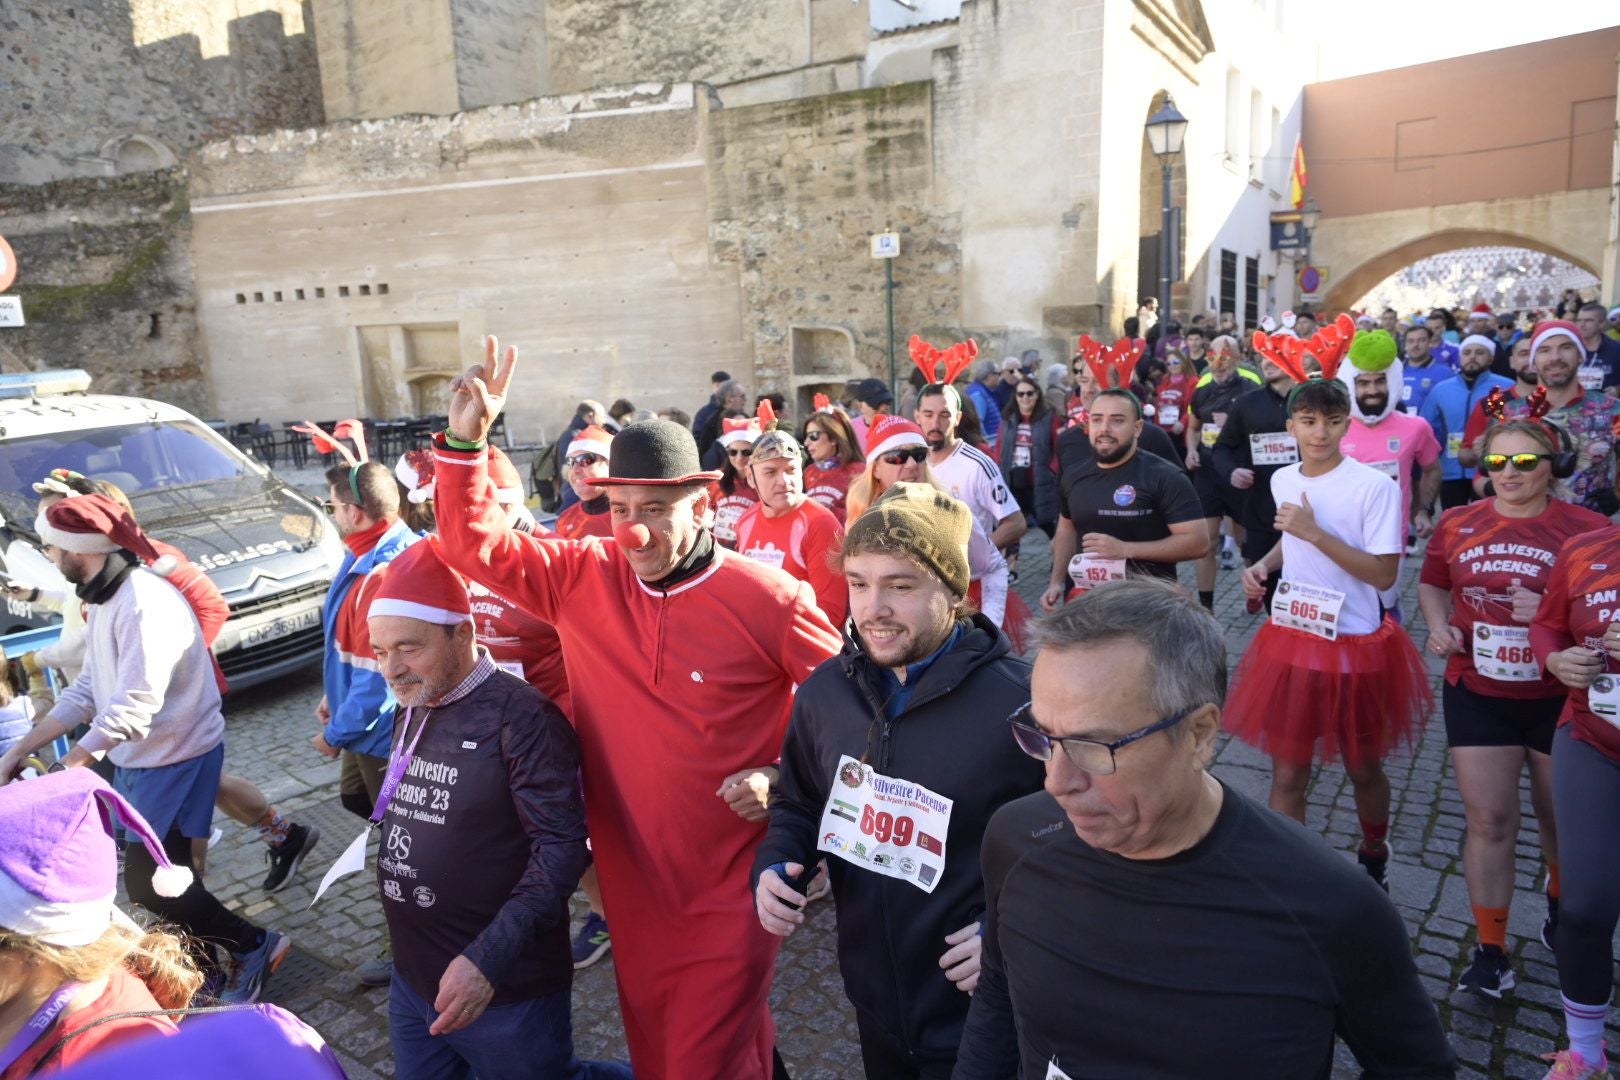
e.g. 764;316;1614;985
1346;329;1397;373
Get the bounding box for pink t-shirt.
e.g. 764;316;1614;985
1340;412;1441;541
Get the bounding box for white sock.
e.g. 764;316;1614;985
1563;994;1609;1061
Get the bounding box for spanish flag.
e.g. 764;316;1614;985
1289;139;1307;208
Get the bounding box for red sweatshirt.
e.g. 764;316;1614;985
432;441;841;1080
732;497;847;628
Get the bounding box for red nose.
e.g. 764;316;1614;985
615;522;652;550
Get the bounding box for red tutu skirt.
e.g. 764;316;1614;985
1223;616;1433;768
1001;591;1033;653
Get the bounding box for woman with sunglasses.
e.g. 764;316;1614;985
848;416;1011;628
1531;512;1620;1078
552;426;616;540
1417;421;1608;1001
712;415;763;548
1153;351;1196;439
799;406;866;526
997;378;1060;549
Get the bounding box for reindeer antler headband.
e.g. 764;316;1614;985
1077;335;1142;392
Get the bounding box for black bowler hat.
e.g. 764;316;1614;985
595;420;722;487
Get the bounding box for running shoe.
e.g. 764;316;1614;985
218;929;291;1004
1218;546;1239;571
1542;894;1559;952
571;912;611;969
262;823;320;893
357;951;393;988
1541;1047;1608;1079
1456;944;1514;998
1357;841;1390;892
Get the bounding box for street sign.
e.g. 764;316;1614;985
1270;212;1307;253
1297;265;1326;296
0;235;15;293
870;232;900;259
0;297;23;328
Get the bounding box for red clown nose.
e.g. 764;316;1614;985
615;521;652;550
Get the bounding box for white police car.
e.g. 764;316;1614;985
0;370;343;690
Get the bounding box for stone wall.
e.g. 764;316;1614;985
706;81;962;413
0;0;321;185
0;170;209;413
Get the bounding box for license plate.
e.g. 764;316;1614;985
240;607;321;648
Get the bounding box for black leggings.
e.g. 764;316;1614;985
1552;725;1620;1005
125;824;261;960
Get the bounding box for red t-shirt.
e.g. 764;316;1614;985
553;500;613;541
2;968;176;1078
1532;525;1620;762
710;483;759;549
468;579;571;717
1421;498;1610;697
732;498;847;628
1462;386;1526;448
804;460;864;526
1154;375;1195;430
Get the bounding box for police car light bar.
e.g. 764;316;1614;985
0;370;93;400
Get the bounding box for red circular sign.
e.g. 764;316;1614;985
1298;265;1321;294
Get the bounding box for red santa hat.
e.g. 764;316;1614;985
395;448;437;505
1469;303;1494;322
366;539;471;626
566;424;614;462
35;494;176;576
488;446;525;506
1529;319;1583;366
864;414;927;461
718;416;763;450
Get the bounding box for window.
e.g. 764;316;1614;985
1224;69;1244;162
1268;107;1282;192
1244;256;1260;332
1219;250;1238;322
1248;90;1265;182
338;286;351;298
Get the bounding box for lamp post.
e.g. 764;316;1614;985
1298;195;1321;258
1146;96;1189;333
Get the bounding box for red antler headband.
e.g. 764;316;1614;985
812;393;834;414
291;420;367;468
1077;335;1141;390
909;335;979;386
756;398;778;429
1481;386;1511;422
1251;312;1357;385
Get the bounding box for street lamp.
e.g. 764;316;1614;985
1146;97;1189;333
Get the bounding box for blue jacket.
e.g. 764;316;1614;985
966;381;1002;449
321;519;418;758
1419;371;1513;480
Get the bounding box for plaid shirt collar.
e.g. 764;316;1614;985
427;647;496;708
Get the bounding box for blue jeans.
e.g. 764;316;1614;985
388;971;633;1080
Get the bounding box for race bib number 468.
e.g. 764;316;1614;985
818;755;953;893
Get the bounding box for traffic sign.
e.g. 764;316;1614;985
870;232;900;259
0;235;15;293
1297;265;1327;296
0;297;25;327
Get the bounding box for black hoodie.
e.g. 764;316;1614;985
752;614;1042;1060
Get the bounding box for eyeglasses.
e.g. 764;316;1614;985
728;448;754;459
1015;390;1039;399
804;430;827;443
1166;359;1182;367
1481;452;1550;473
321;499;341;516
565;453;606;470
1006;703;1197;775
880;447;928;466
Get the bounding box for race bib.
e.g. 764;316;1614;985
1159;405;1180;427
1368;459;1401;480
1046;1061;1075;1080
744;544;786;569
1271;581;1347;640
1013;445;1031;468
495;660;525;679
1250;432;1299;465
1591;674;1620;727
1447;432;1464;458
1579;367;1604;391
1068;553;1126;590
1471;623;1539;682
818;755;952;893
1200;424;1221;448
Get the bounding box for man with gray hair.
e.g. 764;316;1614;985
952;580;1456;1079
963;358;1003;451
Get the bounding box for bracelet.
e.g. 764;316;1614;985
444;434;485;451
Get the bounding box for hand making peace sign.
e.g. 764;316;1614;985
447;334;518;444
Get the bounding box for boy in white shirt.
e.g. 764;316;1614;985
1222;375;1433;890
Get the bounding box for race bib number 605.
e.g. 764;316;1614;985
818;755;953;893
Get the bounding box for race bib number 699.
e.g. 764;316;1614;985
818;755;953;894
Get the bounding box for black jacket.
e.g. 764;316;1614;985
995;412;1061;526
752;615;1041;1059
1210;382;1291;533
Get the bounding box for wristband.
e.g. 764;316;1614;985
444;434;485;451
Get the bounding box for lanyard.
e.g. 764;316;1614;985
370;705;432;825
0;983;81;1073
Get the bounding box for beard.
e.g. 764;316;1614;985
388;669;458;709
1518;367;1538;385
923;429;948;450
1093;437;1135;464
1357;394;1389;417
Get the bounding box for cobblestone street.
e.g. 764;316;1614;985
189;526;1607;1079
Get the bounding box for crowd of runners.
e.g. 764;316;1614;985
0;297;1619;1079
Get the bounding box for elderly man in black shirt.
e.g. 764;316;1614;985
1042;389;1206;610
365;541;629;1080
953;581;1456;1080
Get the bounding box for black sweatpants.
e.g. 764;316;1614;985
855;1011;957;1080
124;824;262;961
1552;724;1620;1005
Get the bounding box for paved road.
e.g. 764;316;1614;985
185;528;1607;1079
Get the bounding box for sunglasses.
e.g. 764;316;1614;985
880;447;928;466
728;448;754;459
321;499;341;515
803;430;827;442
1015;390;1039;399
565;453;605;470
1481;452;1550;472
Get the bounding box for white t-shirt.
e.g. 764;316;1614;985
1270;456;1402;636
931;442;1021;537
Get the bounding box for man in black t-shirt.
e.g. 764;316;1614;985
1042;389;1206;609
1210;357;1295;578
954;582;1456;1080
1184;343;1261;610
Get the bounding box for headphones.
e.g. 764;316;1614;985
1546;421;1577;479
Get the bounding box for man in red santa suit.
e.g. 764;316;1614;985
732;428;848;628
431;338;843;1080
553;425;615;540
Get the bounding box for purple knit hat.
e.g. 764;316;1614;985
0;769;193;946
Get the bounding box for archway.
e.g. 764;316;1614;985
1350;245;1600;315
1320;229;1598;313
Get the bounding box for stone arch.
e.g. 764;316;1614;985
100;134;176;175
1320;228;1599;313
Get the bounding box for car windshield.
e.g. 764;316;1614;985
0;420;262;529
